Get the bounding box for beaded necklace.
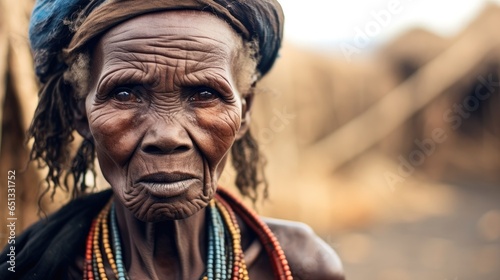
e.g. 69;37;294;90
84;190;292;279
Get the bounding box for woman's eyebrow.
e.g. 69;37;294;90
96;69;158;94
180;70;236;96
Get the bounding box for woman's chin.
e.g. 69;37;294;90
144;204;206;222
115;178;216;221
122;193;211;222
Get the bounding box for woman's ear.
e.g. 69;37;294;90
236;91;255;140
74;97;92;140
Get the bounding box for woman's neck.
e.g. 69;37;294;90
114;197;207;280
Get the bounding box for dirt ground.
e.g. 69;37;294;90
328;182;500;280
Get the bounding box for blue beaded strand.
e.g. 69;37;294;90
207;200;232;280
212;208;222;279
105;201;233;280
207;209;215;279
92;253;101;280
215;208;227;279
111;203;128;280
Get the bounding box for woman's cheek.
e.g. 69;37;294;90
194;105;241;166
89;108;144;166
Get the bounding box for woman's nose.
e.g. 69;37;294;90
140;120;192;155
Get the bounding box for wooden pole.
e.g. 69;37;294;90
306;30;500;172
0;0;40;247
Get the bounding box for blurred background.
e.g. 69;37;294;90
1;0;500;279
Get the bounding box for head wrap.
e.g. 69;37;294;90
29;0;284;83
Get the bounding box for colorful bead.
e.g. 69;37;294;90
216;198;249;280
93;205;108;280
216;189;293;280
84;189;293;279
102;205;118;276
84;219;97;280
110;203;128;280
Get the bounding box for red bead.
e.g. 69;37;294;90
216;188;293;280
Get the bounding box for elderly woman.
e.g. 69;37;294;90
1;0;343;279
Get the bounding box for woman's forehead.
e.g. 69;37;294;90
89;10;246;95
101;10;240;48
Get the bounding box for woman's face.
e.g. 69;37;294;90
83;11;248;221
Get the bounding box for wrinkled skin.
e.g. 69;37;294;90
76;10;344;280
83;11;247;222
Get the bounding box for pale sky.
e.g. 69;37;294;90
282;0;500;49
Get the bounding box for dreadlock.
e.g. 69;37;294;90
231;130;269;203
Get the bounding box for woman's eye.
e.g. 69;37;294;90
112;89;142;103
189;90;218;102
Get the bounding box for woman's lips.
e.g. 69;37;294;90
135;172;199;198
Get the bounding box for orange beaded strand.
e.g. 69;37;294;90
101;204;118;276
84;219;97;280
216;198;249;280
85;202;116;280
93;205;109;280
216;189;293;280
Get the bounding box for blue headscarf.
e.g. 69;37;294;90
29;0;284;83
29;0;104;81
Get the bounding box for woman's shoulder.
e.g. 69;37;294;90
264;218;345;280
